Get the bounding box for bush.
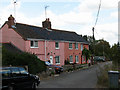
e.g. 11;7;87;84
65;59;70;65
2;46;46;74
97;64;113;87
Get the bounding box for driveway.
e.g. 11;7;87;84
38;61;112;88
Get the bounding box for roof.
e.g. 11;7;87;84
3;21;89;44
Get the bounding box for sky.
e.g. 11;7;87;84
0;0;119;46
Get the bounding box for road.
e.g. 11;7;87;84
38;61;112;88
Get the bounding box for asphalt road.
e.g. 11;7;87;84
38;61;112;88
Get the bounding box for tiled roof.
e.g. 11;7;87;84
7;22;89;44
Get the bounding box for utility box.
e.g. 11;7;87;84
108;71;119;88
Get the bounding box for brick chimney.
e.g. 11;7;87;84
42;18;51;29
8;15;15;28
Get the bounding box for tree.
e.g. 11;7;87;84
94;39;111;58
110;43;120;68
82;48;91;63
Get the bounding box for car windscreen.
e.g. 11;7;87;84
19;67;28;75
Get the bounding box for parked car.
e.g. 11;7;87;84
45;61;63;74
1;67;40;90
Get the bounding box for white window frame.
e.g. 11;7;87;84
69;55;73;63
81;44;83;51
55;42;59;49
69;43;72;49
30;40;38;48
82;55;86;62
55;56;60;65
75;55;79;63
75;43;78;49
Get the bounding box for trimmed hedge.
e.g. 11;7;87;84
2;46;46;74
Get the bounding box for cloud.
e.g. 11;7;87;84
0;0;119;46
110;12;118;18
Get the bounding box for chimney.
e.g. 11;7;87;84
42;18;51;29
8;15;15;28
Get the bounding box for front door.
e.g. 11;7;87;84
50;56;53;64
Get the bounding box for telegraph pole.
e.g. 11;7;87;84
92;27;95;55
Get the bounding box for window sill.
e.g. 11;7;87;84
70;62;73;64
30;47;39;48
55;48;60;50
56;63;60;65
69;48;73;50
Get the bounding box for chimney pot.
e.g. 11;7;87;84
8;14;15;28
42;18;51;29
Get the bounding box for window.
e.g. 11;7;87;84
55;56;60;64
1;69;11;78
30;40;38;48
69;55;73;63
19;67;28;75
81;44;83;51
75;43;78;49
11;68;20;77
82;56;86;62
55;42;59;49
75;55;79;63
69;43;72;49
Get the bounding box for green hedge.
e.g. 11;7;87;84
2;46;46;74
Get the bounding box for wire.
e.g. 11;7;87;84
94;0;101;28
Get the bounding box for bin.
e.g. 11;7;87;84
108;71;119;88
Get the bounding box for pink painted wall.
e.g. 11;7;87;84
1;24;25;51
64;42;89;64
25;40;65;66
64;42;82;64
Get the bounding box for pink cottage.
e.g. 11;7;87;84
0;15;89;66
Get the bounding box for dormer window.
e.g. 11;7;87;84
30;40;38;48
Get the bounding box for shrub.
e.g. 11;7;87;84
65;59;70;65
97;64;113;87
2;46;46;74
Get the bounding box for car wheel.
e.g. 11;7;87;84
8;86;14;90
32;82;37;90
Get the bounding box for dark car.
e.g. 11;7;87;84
45;61;63;74
1;67;40;90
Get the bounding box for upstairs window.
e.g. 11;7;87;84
81;44;83;51
69;43;72;49
75;43;78;49
55;42;59;49
30;40;38;48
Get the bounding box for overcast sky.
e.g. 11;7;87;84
0;0;119;46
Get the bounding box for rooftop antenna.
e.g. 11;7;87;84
45;5;49;19
13;0;17;21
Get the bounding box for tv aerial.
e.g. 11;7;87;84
45;5;49;19
13;0;17;19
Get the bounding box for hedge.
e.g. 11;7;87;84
2;46;46;74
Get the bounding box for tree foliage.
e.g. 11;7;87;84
110;43;120;67
82;48;91;63
2;46;46;74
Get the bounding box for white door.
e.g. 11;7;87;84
50;56;53;64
